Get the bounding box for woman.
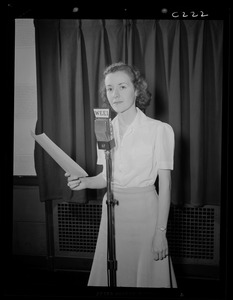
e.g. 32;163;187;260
66;62;177;288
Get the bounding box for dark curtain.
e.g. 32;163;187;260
34;19;223;207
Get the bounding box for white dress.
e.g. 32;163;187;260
88;108;177;288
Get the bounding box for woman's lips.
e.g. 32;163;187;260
113;101;123;105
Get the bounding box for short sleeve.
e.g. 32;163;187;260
155;123;175;170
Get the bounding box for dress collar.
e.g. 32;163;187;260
114;107;148;140
128;107;147;130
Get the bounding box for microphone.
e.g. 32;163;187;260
94;108;115;150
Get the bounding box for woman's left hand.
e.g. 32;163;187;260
152;230;168;260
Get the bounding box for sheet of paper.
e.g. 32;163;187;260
31;131;88;177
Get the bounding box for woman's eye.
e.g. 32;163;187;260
106;87;112;92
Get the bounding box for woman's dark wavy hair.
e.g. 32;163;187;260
99;62;151;111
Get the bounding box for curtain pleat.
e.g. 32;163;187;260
34;19;223;206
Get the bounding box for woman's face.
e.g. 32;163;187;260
105;71;137;114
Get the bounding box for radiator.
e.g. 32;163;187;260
53;201;220;266
167;204;220;265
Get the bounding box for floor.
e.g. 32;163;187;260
3;258;226;300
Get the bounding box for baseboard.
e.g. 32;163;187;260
8;255;220;281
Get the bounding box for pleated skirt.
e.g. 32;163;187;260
88;185;177;288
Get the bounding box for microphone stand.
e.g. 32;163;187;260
105;149;118;287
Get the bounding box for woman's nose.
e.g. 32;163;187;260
113;88;120;98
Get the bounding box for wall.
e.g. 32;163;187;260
13;185;46;256
14;19;37;176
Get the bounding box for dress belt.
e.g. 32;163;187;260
112;185;155;195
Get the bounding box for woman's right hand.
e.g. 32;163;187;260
65;173;87;191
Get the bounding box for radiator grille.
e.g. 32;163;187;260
53;202;219;264
54;202;102;256
167;205;220;264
